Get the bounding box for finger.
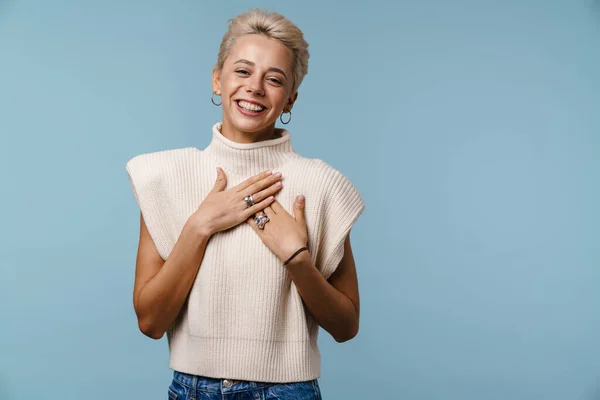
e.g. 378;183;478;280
210;167;227;193
242;172;282;196
235;170;274;192
293;195;306;224
244;195;276;219
261;205;275;217
244;179;282;205
246;214;259;231
269;199;284;214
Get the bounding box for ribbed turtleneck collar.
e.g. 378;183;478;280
203;122;298;176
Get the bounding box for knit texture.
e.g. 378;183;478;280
125;122;365;382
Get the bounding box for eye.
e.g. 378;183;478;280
267;77;283;85
235;69;250;75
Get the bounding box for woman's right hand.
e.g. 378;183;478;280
190;167;283;237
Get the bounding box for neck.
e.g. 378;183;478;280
203;122;297;176
220;120;280;143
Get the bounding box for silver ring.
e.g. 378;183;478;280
244;194;255;208
254;212;269;229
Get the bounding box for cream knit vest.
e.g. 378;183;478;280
125;122;365;382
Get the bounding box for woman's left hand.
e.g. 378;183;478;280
246;195;308;263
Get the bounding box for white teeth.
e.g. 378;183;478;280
238;100;265;112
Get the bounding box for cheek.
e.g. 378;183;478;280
221;77;242;96
268;91;289;111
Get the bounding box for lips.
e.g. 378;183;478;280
235;99;268;116
236;100;266;112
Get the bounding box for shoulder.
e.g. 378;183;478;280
294;157;359;191
125;147;201;180
290;156;345;179
125;147;202;191
288;157;364;212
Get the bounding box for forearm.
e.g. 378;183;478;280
136;221;211;339
285;251;359;342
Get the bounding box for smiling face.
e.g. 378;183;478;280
212;34;298;142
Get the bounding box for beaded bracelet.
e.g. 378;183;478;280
283;246;308;266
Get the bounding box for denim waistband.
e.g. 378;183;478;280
173;370;275;393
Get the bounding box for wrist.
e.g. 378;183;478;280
283;247;310;268
186;213;213;241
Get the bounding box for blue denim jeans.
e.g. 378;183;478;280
168;370;323;400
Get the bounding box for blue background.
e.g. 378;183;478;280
1;0;599;399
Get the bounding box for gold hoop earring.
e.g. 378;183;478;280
280;110;292;124
211;91;222;106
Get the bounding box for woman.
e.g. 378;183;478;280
125;8;365;400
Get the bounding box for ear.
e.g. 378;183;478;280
212;68;221;94
286;91;299;112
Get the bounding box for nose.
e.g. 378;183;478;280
246;76;265;96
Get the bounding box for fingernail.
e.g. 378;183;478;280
297;195;305;202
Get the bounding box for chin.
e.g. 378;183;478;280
230;114;275;133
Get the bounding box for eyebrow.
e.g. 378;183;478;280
233;59;288;80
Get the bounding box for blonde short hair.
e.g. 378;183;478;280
215;8;309;93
